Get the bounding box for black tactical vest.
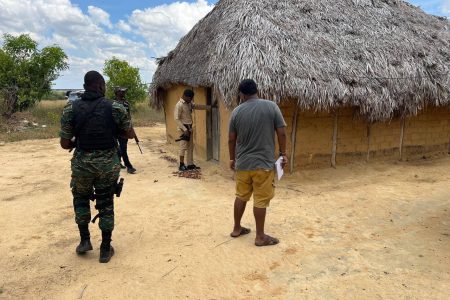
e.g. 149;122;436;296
72;97;117;150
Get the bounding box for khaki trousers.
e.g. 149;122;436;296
179;129;194;165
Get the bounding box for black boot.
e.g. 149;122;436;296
76;224;93;254
99;230;114;263
127;166;137;174
187;164;200;170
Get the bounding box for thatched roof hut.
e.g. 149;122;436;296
151;0;450;170
151;0;449;121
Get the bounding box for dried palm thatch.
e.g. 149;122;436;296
151;0;450;121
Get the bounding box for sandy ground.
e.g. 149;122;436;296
0;124;449;300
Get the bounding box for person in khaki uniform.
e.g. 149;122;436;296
228;79;288;247
174;89;210;171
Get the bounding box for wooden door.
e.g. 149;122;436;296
207;88;220;161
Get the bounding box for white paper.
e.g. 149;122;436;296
275;157;284;181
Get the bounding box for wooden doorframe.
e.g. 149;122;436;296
212;103;220;161
206;88;213;161
206;87;220;161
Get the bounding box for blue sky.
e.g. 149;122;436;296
0;0;447;89
73;0;214;20
409;0;450;16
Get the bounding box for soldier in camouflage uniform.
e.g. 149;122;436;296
114;87;137;174
60;71;135;263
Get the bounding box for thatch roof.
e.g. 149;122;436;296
151;0;450;121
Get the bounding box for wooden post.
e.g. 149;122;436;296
366;123;371;162
331;111;338;168
399;117;406;161
290;101;300;174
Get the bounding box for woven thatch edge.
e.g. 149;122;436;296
150;0;450;122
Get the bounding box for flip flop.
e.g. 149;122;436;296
230;227;251;238
255;236;279;247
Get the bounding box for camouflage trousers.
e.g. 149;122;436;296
70;149;120;232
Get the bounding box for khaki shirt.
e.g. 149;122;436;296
174;98;209;131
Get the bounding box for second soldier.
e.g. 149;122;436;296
114;86;137;174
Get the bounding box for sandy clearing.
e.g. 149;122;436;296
0;125;449;300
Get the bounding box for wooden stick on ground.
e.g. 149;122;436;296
161;266;178;279
213;238;234;249
78;284;88;299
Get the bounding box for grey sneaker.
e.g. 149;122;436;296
127;167;136;174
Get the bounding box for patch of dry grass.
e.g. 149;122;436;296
131;101;165;126
0;100;165;143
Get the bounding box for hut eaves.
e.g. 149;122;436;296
151;0;450;121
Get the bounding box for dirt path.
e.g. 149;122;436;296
0;125;449;299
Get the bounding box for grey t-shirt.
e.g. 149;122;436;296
229;99;286;171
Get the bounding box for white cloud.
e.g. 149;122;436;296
117;20;132;32
442;0;450;14
0;0;155;88
127;0;214;56
0;0;213;87
0;0;100;45
88;6;113;29
47;33;77;49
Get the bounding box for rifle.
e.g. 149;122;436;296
134;135;143;154
175;133;191;142
175;125;192;142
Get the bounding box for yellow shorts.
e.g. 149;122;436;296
235;169;275;208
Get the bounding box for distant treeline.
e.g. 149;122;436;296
46;90;70;100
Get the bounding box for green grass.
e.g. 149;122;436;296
0;100;164;143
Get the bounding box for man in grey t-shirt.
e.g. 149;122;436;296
228;79;287;247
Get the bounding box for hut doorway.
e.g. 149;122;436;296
206;88;220;161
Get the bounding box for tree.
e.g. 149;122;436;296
103;57;147;109
0;34;68;117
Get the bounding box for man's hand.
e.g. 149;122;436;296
60;138;75;150
281;155;288;169
123;127;136;139
229;159;236;170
